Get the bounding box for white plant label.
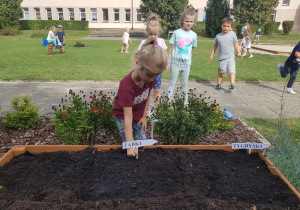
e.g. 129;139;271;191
232;143;268;154
122;139;158;149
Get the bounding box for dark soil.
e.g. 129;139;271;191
0;117;262;158
0;148;299;209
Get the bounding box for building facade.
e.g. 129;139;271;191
20;0;300;31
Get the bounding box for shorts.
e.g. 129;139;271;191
255;35;260;39
243;44;251;49
153;74;162;89
115;117;147;142
218;58;236;76
122;40;129;45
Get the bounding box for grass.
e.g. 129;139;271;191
244;118;300;144
0;30;299;82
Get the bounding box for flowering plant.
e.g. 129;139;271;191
52;90;121;145
152;88;233;145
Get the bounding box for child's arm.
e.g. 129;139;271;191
234;42;243;59
122;33;125;40
295;51;300;59
129;37;132;44
123;107;138;156
63;35;65;44
209;44;218;63
137;94;151;132
165;50;170;71
167;44;175;70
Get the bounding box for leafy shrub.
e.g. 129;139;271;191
31;29;47;38
264;21;275;36
2;95;40;130
274;22;281;32
19;20;89;31
282;21;294;35
152;89;233;145
233;22;243;35
0;28;21;36
193;21;206;35
52;90;121;145
74;40;85;47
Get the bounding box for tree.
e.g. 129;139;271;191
233;0;279;24
0;0;23;29
139;0;189;32
205;0;230;38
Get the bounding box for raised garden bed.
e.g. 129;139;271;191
0;145;299;209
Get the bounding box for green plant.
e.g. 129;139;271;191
152;89;233;144
2;95;40;130
264;21;275;36
75;40;84;46
30;29;47;38
0;0;23;29
19;20;89;30
282;21;294;35
0;28;21;36
193;21;206;35
52;90;121;145
205;0;230;37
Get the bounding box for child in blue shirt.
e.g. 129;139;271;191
56;24;65;53
277;42;300;94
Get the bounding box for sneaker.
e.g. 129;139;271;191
120;51;124;53
125;51;129;53
215;84;222;90
277;63;284;70
249;55;253;58
242;52;247;56
285;88;296;94
229;84;236;90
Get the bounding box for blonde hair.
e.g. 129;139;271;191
132;37;168;74
50;26;56;31
124;27;129;32
146;13;161;32
179;4;196;28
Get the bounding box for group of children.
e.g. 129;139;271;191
47;25;65;53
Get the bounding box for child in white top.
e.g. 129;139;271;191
47;26;58;48
241;30;253;58
138;13;168;104
121;28;132;53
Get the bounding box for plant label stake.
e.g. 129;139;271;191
232;143;268;154
151;119;158;139
122;139;158;159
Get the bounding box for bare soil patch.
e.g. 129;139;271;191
0;148;299;209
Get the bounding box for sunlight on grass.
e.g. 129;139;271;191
1;30;297;82
244;118;300;144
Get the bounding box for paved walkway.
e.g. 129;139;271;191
0;81;299;119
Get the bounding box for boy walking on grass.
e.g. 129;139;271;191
209;17;243;90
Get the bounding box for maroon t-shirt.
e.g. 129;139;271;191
113;72;156;123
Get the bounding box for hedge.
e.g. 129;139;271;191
193;21;206;35
19;20;89;31
282;20;294;35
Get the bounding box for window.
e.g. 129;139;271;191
282;0;289;5
125;9;131;22
24;8;29;20
195;9;198;21
203;11;206;21
80;9;86;20
46;8;52;20
69;8;74;20
136;9;141;22
114;9;119;22
91;8;97;22
270;11;276;21
35;8;41;19
103;9;108;22
57;8;64;20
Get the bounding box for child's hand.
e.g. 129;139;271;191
127;147;138;156
137;117;147;132
209;56;213;63
166;64;170;71
238;53;243;59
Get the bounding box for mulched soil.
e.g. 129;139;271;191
0;117;262;158
0;148;299;209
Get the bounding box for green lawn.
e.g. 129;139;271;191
244;118;300;143
0;30;299;82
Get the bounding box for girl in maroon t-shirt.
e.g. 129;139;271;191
113;37;168;157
